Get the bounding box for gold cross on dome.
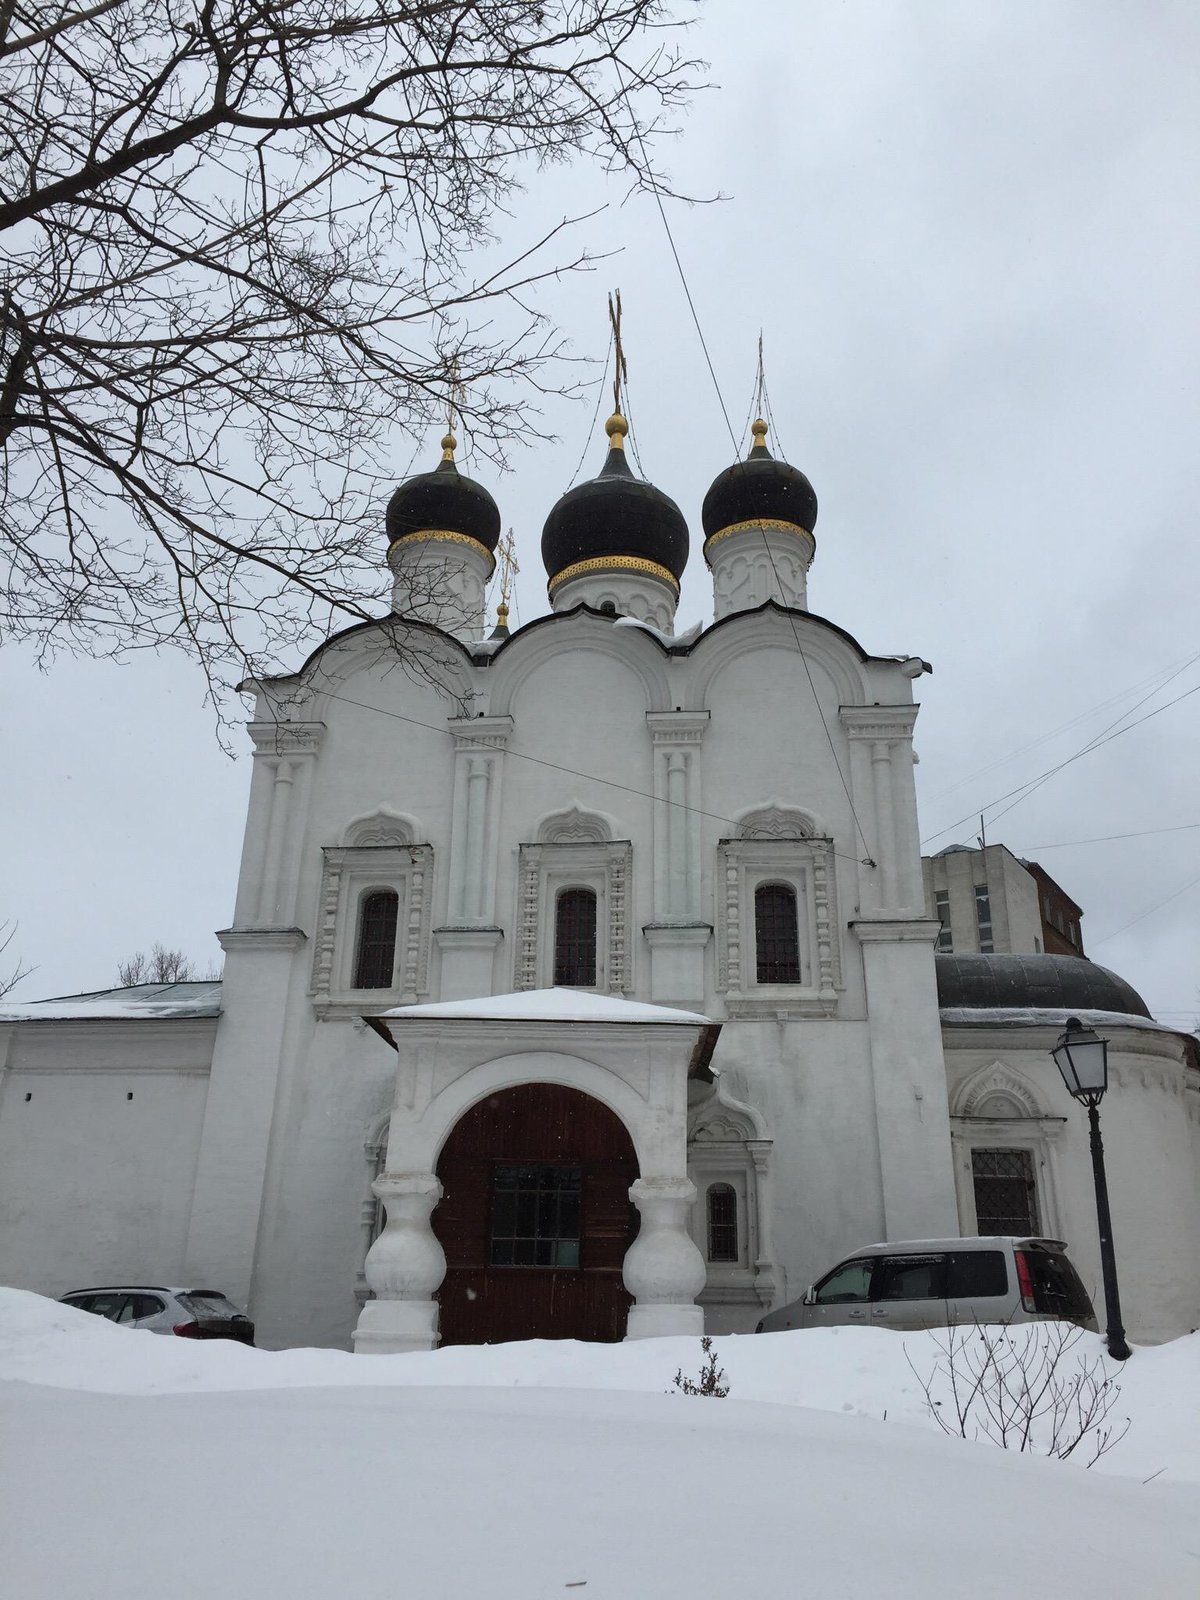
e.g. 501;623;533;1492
608;289;628;416
497;529;519;615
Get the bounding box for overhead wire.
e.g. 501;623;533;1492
921;673;1200;848
611;61;876;864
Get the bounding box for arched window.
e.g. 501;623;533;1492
554;887;597;987
354;890;399;989
754;882;800;983
706;1183;738;1263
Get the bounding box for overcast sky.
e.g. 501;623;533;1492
5;0;1198;1027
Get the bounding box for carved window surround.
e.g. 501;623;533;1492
717;834;842;1018
514;840;633;995
948;1062;1066;1238
309;843;433;1007
687;1084;778;1312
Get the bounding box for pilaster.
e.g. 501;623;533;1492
839;707;919;916
644;712;712;1003
850;917;959;1239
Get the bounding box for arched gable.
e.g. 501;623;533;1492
734;801;829;841
535;804;616;844
685;606;869;711
952;1060;1047;1120
485;611;672;718
343;808;419;847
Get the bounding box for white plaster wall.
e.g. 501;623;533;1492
943;1028;1200;1344
0;1021;213;1295
230;606;940;1346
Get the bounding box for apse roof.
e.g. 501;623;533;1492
934;953;1149;1017
0;981;223;1022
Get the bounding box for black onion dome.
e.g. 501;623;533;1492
935;953;1151;1018
701;419;817;551
386;434;501;554
541;414;689;588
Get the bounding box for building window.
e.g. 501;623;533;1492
934;889;952;951
554;887;598;987
490;1164;582;1267
354;890;399;989
974;883;994;954
971;1148;1038;1235
754;882;801;983
706;1183;738;1263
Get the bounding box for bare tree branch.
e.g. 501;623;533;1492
0;2;701;722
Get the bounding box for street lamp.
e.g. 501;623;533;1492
1050;1017;1131;1361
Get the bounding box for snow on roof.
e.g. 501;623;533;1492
377;988;711;1025
940;1005;1190;1040
0;981;223;1023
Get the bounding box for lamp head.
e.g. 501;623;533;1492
1051;1015;1109;1103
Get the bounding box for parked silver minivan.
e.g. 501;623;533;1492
756;1237;1098;1334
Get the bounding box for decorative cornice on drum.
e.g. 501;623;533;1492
547;553;680;597
387;529;497;573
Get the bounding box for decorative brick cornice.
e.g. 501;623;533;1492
646;710;711;744
448;714;514;752
247;720;326;756
838;706;916;741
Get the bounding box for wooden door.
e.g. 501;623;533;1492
434;1083;639;1345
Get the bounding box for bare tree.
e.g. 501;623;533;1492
116;941;219;985
0;2;698;713
0;918;34;997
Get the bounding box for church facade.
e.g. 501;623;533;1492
2;410;1198;1349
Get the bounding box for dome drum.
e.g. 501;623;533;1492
540;412;689;627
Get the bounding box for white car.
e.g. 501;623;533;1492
60;1285;255;1343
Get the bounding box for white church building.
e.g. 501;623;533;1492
3;408;1198;1349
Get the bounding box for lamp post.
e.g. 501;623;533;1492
1050;1016;1131;1361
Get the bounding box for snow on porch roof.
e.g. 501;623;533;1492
376;989;712;1025
365;989;720;1078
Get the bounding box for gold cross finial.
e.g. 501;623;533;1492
442;354;462;460
608;289;628;421
497;529;519;620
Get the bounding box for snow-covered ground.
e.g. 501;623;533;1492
2;1289;1198;1598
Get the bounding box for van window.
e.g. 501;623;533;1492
1025;1249;1094;1321
873;1254;945;1301
945;1251;1008;1298
813;1259;874;1304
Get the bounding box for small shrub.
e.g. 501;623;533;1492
908;1320;1129;1467
672;1335;730;1398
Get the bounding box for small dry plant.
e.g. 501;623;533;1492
907;1320;1129;1466
671;1335;730;1398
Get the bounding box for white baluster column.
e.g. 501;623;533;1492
623;1177;707;1338
354;1173;447;1353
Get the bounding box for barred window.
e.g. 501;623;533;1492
354;889;399;989
554;887;597;987
972;1148;1039;1235
754;882;801;983
706;1183;738;1263
974;884;994;955
490;1165;583;1267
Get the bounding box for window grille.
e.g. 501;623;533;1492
554;887;597;987
706;1184;738;1263
971;1148;1038;1235
754;882;801;983
354;890;399;988
490;1165;583;1267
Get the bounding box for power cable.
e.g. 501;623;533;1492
612;64;876;865
922;675;1200;848
1089;868;1200;949
1023;822;1200;851
923;650;1200;805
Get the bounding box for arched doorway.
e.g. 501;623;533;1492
433;1082;639;1345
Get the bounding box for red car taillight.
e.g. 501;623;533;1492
172;1320;203;1338
1014;1250;1036;1312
